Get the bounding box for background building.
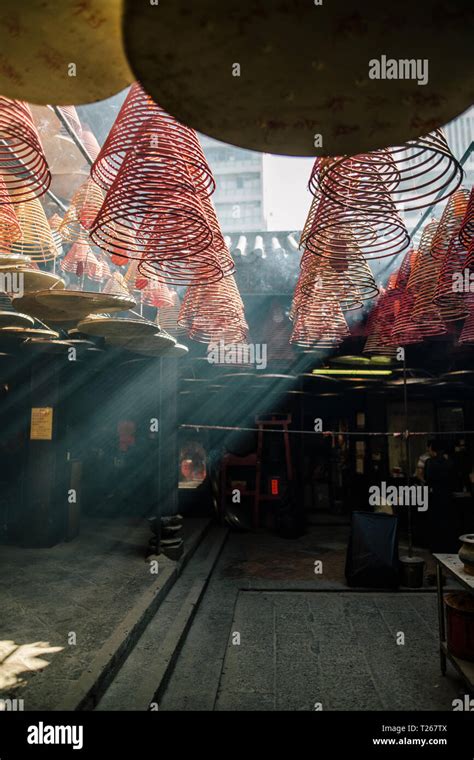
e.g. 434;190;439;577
199;134;267;233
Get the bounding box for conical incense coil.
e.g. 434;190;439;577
178;274;247;344
301;184;409;262
60;240;100;279
392;250;424;345
95;254;111;282
312;129;462;212
48;212;63;232
81;128;101;163
458;307;474;345
297;247;378;310
59;178;104;242
433;236;470;321
459;187;474;251
292;250;363;312
91;82;214;196
0;176;21;247
90;125;213;269
430;189;470;261
138;192;234;286
0;97;51;202
102;271;130;296
156;290;185;336
140;278;175;308
290;290;349;349
363;281;401;355
10;198;59;262
406;219;447;332
57;106;82;136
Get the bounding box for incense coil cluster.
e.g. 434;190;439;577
0;98;51;202
312;129;462;213
178;274;248;344
89;83;236;286
91;83;214;196
59;178;104;242
10;198;60;262
0;176;21;246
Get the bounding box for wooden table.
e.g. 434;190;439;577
433;553;474;691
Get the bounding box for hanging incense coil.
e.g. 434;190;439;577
156;290;185;336
48;213;63;233
94;254;111;283
139;193;234;286
10;198;60;262
297;247;378;310
363;290;397;357
459;187;474;252
406;220;447;334
458;306;474;345
0;176;21;247
0;98;51;202
301;183;409;262
59;178;104;242
91;82;214;196
81;128;101;163
363;274;403;353
140;278;175;308
430;189;470;261
60;240;100;279
178;274;248;344
102;271;131;297
312;129;462;213
290;288;349;349
57;106;81;132
91;125;213;274
123;257;174;306
392;250;425;345
433;236;470;321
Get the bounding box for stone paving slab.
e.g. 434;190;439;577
0;517;209;710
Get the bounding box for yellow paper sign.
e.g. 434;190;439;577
30;407;54;441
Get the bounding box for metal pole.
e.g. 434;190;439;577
51;106;95;167
403;351;413;557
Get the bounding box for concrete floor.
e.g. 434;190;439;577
158;529;463;712
0;519;465;711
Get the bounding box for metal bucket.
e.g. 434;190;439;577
399;555;425;588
